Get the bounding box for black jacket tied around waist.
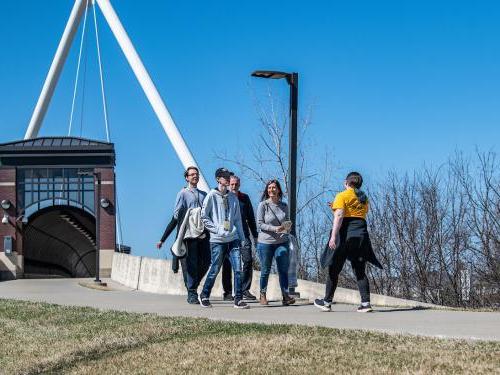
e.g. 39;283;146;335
327;217;382;269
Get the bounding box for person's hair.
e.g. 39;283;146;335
345;172;368;204
261;179;283;201
345;171;363;188
230;175;240;182
184;166;199;178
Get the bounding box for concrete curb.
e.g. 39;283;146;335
111;252;438;308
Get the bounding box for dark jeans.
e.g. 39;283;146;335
324;237;370;303
201;240;243;301
257;242;289;294
222;238;253;295
184;237;210;296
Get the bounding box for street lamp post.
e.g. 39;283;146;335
251;70;299;235
94;171;102;284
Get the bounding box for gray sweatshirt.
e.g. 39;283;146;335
202;189;245;244
174;187;207;221
257;199;289;244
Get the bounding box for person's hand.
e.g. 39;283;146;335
156;241;163;249
276;225;286;233
328;235;337;250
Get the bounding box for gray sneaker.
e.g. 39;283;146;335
242;291;257;300
357;304;373;313
187;295;199;304
314;299;332;312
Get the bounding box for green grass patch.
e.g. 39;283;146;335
0;298;498;374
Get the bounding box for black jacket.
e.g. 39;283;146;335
159;216;181;273
236;192;258;239
160;216;177;242
160;216;178;243
339;217;382;269
330;217;382;269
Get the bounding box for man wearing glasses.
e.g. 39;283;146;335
157;166;210;304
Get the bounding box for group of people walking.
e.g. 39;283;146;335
158;166;380;312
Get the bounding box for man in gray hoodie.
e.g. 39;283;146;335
199;168;249;309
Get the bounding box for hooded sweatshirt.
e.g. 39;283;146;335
201;188;245;243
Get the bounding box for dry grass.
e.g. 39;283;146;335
0;299;498;375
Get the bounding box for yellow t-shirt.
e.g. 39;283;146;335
330;188;368;219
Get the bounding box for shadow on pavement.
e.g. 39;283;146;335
375;306;431;313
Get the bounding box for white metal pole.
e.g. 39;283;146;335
95;0;210;192
25;0;88;139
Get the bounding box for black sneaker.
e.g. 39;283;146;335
357;304;373;313
199;296;212;308
223;293;234;301
314;299;332;312
234;300;250;309
242;291;257;300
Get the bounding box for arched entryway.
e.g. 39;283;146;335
23;206;96;278
0;137;116;280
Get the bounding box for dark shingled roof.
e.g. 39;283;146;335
0;137;113;150
0;137;115;167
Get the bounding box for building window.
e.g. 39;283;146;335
17;168;95;217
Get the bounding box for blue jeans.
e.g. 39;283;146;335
201;240;243;301
257;242;290;294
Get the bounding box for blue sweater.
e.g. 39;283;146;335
201;189;245;243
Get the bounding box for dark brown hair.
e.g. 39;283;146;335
261;179;283;201
346;172;368;204
345;171;363;189
184;166;199;178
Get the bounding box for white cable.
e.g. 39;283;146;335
95;0;210;192
93;0;121;246
68;0;90;136
92;1;111;142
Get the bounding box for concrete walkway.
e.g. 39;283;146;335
0;278;498;342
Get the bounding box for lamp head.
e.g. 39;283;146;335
100;198;110;209
2;214;9;225
251;70;290;79
1;199;11;210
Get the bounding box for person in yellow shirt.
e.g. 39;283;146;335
315;172;382;313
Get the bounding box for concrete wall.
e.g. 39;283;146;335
0;252;21;280
111;252;437;308
111;252;142;289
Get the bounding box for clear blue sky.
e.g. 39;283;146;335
1;1;498;258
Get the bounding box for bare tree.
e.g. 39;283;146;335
368;151;499;308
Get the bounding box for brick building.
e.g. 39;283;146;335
0;137;116;280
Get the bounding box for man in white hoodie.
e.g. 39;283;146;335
199;168;249;309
